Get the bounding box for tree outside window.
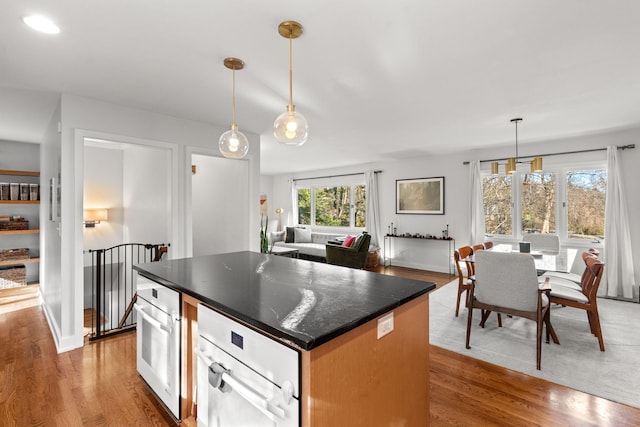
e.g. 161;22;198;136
521;172;556;234
296;183;366;229
567;169;606;240
483;175;512;235
482;165;606;241
298;188;311;225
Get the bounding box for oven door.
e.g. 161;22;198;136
135;298;180;419
196;340;299;427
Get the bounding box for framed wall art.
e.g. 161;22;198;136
396;176;444;215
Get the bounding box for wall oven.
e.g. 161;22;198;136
135;273;181;420
196;304;300;427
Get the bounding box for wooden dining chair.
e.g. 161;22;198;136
541;247;601;285
454;246;474;317
466;250;559;370
548;253;605;351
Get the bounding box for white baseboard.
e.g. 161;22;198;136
41;298;84;353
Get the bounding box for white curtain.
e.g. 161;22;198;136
603;146;636;298
288;178;296;226
365;170;383;254
469;160;485;244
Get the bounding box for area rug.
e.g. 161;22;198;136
430;281;640;409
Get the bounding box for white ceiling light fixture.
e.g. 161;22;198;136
219;57;249;160
22;15;61;35
273;20;309;146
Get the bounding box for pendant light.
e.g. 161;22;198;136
491;162;500;175
506;118;522;175
219;58;249;159
530;156;543;173
273;21;309;146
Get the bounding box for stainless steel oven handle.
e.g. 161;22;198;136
133;303;172;334
195;348;286;420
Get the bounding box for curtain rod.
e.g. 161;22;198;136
462;144;635;165
292;170;382;182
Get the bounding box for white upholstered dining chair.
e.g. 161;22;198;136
465;250;559;370
523;233;560;253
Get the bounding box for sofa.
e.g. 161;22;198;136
270;227;347;262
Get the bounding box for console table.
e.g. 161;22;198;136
384;234;455;276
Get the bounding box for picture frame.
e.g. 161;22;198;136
396;176;445;215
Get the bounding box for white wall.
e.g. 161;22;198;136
83;145;125;250
40;98;63;346
122;144;171;245
192;154;249;256
269;127;640;287
42;93;261;352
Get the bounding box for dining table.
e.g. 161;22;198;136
463;244;578;274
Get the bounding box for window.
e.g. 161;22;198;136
482;165;606;242
566;169;606;240
296;181;366;229
483;175;512;235
521;172;556;234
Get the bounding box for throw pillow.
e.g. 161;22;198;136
294;227;312;243
342;235;356;247
285;227;296;243
270;231;285;243
352;233;366;250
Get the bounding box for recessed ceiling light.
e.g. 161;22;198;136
22;15;60;34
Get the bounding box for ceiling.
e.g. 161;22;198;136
1;1;639;175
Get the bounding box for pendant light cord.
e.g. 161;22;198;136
515;119;519;160
288;33;294;109
232;68;237;128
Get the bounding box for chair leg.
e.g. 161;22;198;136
455;282;469;317
544;307;560;345
590;306;605;351
536;312;543;370
465;301;474;349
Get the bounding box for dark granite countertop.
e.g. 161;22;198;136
133;251;435;350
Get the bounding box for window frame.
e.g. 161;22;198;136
482;160;606;246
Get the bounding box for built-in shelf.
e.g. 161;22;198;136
0;257;40;267
0;200;40;205
1;163;41;287
0;169;40;177
0;229;40;235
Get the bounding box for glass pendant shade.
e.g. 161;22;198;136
506;158;517;175
219;127;249;159
274;21;308;146
273;108;309;146
491;162;499;175
219;57;248;159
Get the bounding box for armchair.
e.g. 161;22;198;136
325;232;371;269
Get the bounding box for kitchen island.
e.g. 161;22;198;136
134;251;435;426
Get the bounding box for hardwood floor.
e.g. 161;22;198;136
2;269;639;426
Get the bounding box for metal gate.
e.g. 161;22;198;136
86;243;169;341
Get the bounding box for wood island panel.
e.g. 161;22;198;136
301;293;430;426
181;293;201;426
177;279;430;426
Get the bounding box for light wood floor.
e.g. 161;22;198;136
2;270;640;426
